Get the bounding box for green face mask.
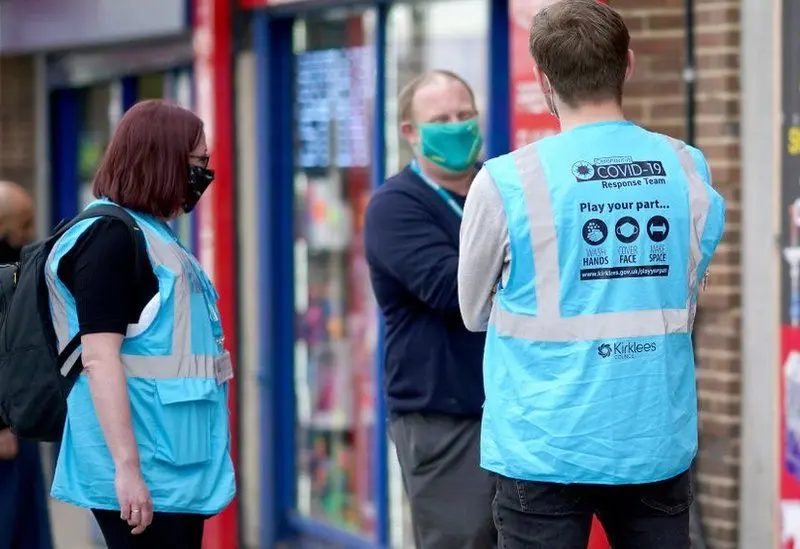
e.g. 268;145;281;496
416;119;483;173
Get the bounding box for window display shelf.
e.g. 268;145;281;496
292;16;378;539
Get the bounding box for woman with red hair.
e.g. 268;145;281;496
46;100;236;549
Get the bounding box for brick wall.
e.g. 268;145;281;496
0;55;37;197
612;1;742;547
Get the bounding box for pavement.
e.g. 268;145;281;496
41;443;102;549
51;498;98;549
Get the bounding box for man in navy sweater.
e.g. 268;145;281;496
364;71;495;549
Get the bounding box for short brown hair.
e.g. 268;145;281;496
529;0;630;107
398;70;477;123
92;100;204;217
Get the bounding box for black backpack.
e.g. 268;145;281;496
0;204;144;441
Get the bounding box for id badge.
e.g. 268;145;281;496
214;351;234;385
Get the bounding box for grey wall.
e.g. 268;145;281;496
739;0;780;545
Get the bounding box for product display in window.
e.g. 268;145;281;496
292;13;378;537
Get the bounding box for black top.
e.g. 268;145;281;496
364;165;487;418
57;218;159;335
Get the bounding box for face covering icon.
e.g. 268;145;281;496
616;219;639;241
416;119;484;173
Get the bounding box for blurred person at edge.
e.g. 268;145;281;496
46;100;235;549
458;2;725;548
0;180;54;549
364;70;495;549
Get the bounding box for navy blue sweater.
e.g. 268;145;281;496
364;165;486;418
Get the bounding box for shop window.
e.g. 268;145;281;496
77;84;117;209
292;8;379;539
384;2;489;547
138;73;166;101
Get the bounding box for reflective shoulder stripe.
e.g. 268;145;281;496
664;136;711;317
484;151;537;312
509;144;561;319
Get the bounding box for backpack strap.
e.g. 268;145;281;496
53;204;148;383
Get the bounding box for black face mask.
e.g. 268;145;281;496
183;165;216;213
0;238;22;264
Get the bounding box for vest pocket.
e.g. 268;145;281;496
153;381;216;467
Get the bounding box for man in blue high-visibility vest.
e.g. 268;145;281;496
458;1;725;548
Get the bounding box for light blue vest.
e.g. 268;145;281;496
45;199;236;514
481;121;725;485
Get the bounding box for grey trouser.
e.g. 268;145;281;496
389;413;496;549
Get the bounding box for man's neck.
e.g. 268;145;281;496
415;158;475;196
555;100;627;133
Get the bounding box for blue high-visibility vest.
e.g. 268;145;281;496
46;199;236;514
480;121;726;484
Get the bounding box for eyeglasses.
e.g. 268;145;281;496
191;154;210;168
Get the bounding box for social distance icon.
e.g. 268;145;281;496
646;215;670;243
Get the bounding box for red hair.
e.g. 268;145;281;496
92;100;204;217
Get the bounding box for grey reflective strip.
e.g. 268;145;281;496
48;278;71;348
488;138;710;342
666;137;711;319
47;221;215;380
123;352;232;380
59;345;81;378
490;306;689;342
512;145;561;318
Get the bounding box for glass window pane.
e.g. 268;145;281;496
384;2;489;547
78;84;118;210
292;9;379;539
137;73;166;101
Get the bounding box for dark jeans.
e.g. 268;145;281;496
92;509;206;549
493;469;692;549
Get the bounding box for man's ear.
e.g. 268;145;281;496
533;65;551;94
400;120;419;147
624;49;636;82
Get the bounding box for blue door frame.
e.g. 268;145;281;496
253;0;510;546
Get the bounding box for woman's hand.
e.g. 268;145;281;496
115;463;153;534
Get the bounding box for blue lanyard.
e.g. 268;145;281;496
410;160;464;218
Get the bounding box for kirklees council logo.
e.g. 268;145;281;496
597;341;658;360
